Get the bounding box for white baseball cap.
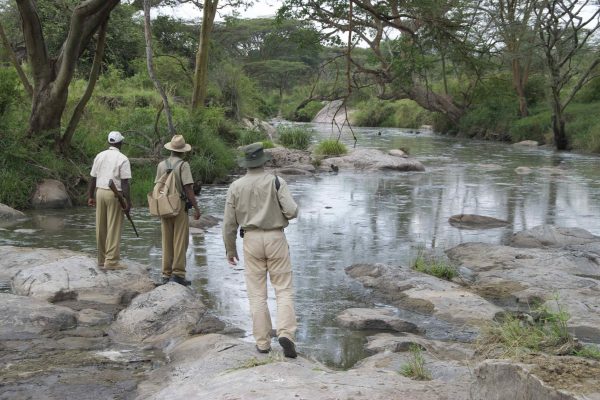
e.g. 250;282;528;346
108;131;124;144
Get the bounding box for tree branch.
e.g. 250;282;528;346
15;0;51;85
0;19;33;97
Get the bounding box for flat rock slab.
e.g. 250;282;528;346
365;332;475;361
136;333;472;400
510;225;600;248
336;308;419;333
0;203;26;221
472;357;600;400
345;263;502;327
189;214;220;229
448;214;510;229
0;293;77;339
110;283;221;349
446;240;600;342
11;253;154;305
324;148;425;172
0;246;82;282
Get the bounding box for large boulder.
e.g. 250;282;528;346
312;99;353;124
31;179;72;209
345;263;502;327
0;293;77;339
265;147;313;170
336;308;419;333
514;140;539;147
365;332;475;361
11;254;155;305
189;214;220;230
449;214;510;229
446;241;600;342
0;246;83;282
472;357;600;400
323;148;425;172
109;283;223;348
0;203;26;220
510;225;600;248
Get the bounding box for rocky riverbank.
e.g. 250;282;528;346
1;224;600;399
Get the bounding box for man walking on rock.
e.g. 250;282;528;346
88;131;132;270
155;135;201;286
222;142;299;358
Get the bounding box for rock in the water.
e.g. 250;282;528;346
0;246;85;282
265;147;313;170
472;357;600;400
388;149;408;158
11;254;154;304
31;179;72;209
336;308;419;333
109;283;219;348
324;148;425;172
0;293;77;339
312;99;353;125
448;214;510;229
365;333;474;361
189;214;220;229
514;140;539;147
515;166;533;174
0;203;26;220
510;225;600;248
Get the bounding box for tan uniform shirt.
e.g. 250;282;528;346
155;155;194;195
90;147;132;191
223;168;298;258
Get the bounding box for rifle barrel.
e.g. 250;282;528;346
108;179;139;237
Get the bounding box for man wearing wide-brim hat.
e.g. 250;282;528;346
155;134;201;286
223;142;299;358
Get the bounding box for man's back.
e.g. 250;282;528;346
91;147;131;190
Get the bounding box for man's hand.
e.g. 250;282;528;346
194;208;201;220
227;256;238;266
87;198;96;207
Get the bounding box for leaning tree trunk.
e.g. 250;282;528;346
551;102;568;150
29;81;69;141
191;0;218;110
512;59;529;117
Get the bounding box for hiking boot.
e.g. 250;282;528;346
256;345;271;354
161;276;170;285
278;337;297;358
103;262;126;270
170;275;191;286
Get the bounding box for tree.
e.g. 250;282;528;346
191;0;218;109
535;0;600;150
13;0;120;149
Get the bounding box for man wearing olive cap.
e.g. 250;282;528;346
88;131;132;270
223;142;299;358
155;134;201;286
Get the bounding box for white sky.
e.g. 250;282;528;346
157;0;283;21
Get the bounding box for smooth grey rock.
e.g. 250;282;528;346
11;253;154;304
136;333;472;400
472;358;600;400
265;147;313;169
510;225;600;248
0;203;26;220
109;283;216;348
514;140;539;147
323;148;425;172
388;149;408;158
345;263;502;327
449;214;510;229
0;293;77;339
78;308;113;326
312;99;353;125
365;332;475;361
336;308;419;333
31;179;72;209
189;214;220;229
515;166;533;174
0;246;83;282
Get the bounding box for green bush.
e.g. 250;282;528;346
277;125;312;150
293;100;324;122
239;129;268;146
0;67;19;115
315;139;347;156
353;99;433;128
412;253;457;280
509;110;552;144
353;100;397;127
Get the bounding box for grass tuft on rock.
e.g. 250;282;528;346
400;344;431;381
412;252;457;280
277;126;312;150
315;139;347;156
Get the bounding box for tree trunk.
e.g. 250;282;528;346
29;82;68;141
407;84;464;125
551;107;568;150
191;0;218;110
512;59;528;117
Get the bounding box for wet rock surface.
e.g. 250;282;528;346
336;308;419;333
449;214;510;229
323;148;425;172
31;179;72;209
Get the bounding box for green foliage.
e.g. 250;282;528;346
353;100;433;128
315;139;347;156
239;129;268;146
0;68;19;115
400;344;431;381
212;62;263;119
412;253;457;280
292;100;324;122
509;110;552;144
576;77;600;103
574;345;600;360
353;100;398;127
277;125;312;149
566;103;600;153
261;140;275;149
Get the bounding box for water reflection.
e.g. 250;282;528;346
2;125;600;369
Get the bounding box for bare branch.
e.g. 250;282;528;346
0;19;33;97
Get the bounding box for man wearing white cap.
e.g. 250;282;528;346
155;134;201;286
88;131;132;270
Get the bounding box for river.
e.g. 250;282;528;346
2;124;600;369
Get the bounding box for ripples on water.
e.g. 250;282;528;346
2;124;600;369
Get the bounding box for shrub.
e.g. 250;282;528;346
261;140;275;149
509;110;552;144
239;129;268;146
574;345;600;360
293;100;324;122
0;67;19;115
277;125;312;150
353;100;397;127
315;139;347;156
412;253;457;280
400;344;431;381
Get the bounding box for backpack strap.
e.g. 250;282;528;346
274;174;280;191
165;158;183;173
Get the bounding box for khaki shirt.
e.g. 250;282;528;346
90;147;132;191
155;155;194;196
223;168;298;259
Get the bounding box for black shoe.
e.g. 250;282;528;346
170;275;191;286
256;345;271;354
278;337;297;358
161;276;170;285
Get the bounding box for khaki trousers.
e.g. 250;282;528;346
243;229;297;350
161;201;189;278
95;188;124;267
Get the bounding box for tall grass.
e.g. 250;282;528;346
315;139;347;156
400;344;431;381
412;251;457;280
277;126;312;150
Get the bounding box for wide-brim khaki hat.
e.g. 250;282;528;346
164;135;192;152
238;142;272;168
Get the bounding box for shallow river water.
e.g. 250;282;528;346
2;124;600;369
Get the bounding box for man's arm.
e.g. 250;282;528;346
121;179;131;213
184;183;201;220
277;179;298;220
222;187;239;265
87;177;97;207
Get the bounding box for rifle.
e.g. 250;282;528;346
108;179;139;237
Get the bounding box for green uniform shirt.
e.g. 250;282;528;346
223;168;298;259
155;155;194;196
